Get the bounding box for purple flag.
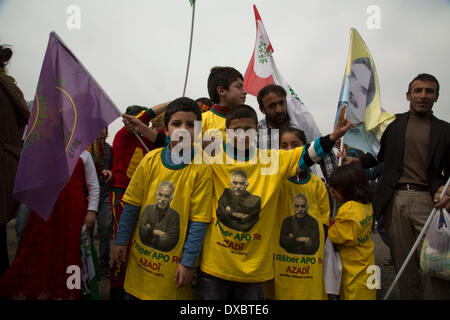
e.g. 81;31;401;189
13;32;121;221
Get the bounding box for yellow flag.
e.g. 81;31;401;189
335;28;395;155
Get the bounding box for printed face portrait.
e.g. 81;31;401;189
231;174;248;196
293;196;308;218
156;185;173;211
348;58;374;124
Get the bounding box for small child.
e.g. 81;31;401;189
264;127;330;300
328;163;376;300
112;97;212;300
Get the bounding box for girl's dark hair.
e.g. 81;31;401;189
164;97;202;127
0;45;13;70
329;163;372;204
279;127;307;145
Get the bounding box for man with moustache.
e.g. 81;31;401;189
216;170;261;232
280;193;320;255
139;180;180;252
256;84;337;182
344;73;450;299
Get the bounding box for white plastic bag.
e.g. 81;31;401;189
323;237;343;295
420;209;450;281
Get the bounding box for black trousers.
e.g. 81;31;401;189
0;224;9;278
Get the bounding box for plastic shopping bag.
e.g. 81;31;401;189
420;209;450;281
323;237;342;295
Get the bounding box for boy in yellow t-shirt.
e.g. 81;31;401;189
197;104;353;299
112;97;212;300
202;66;247;144
263;127;330;300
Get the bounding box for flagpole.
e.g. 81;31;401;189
383;177;450;300
182;1;196;97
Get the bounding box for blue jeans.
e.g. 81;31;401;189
197;271;264;300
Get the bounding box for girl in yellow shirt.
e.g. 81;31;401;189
264;127;330;300
328;163;376;300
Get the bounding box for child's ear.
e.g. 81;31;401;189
217;85;225;98
163;124;169;136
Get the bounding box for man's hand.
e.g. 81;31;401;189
101;169;113;184
84;210;96;232
335;140;361;165
232;212;247;220
173;264;193;288
113;245;128;265
143;222;152;230
330;105;354;142
122;113;147;133
296;236;310;243
434;185;450;211
153;229;166;237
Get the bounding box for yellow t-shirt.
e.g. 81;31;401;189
328;201;376;300
202;109;227;143
122;146;212;300
264;172;330;300
199;144;304;283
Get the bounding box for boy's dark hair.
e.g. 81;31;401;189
195;97;213;107
279;127;307;145
225;104;258;128
257;84;287;110
164;97;202;127
329;163;373;204
207;66;243;104
407;73;439;94
125;105;147;116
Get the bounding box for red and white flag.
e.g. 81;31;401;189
243;5;274;96
244;5;322;143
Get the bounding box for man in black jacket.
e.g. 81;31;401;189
343;73;449;299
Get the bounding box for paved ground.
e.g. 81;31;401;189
5;219;399;300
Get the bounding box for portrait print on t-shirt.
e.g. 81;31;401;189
280;193;320;255
138;180;180;252
216;169;262;232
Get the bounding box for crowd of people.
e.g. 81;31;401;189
1;44;449;300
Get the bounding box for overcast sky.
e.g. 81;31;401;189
1;0;449;144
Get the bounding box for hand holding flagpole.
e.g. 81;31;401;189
383;177;450;300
